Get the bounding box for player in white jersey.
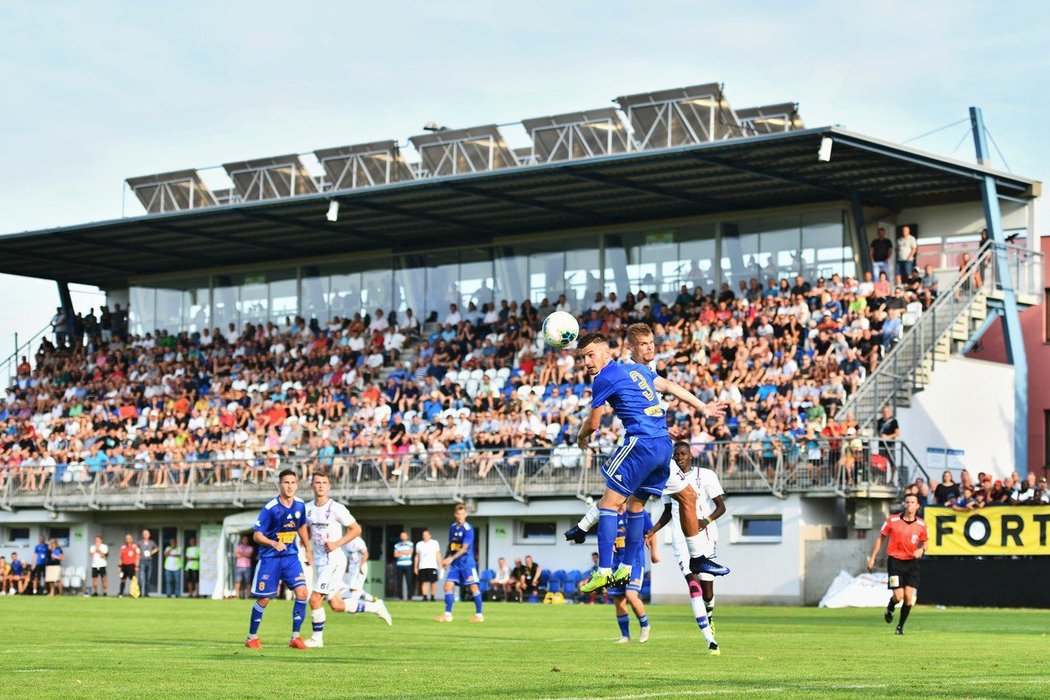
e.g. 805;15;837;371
303;471;390;648
565;324;729;578
649;441;726;655
343;536;370;593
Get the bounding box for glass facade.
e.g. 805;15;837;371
128;208;853;335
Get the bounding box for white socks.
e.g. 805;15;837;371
689;596;716;644
685;534;706;558
311;608;325;640
577;504;600;531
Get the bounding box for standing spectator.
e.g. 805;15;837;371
138;529;158;597
89;535;109;597
870;228;893;281
233;534;254;600
393;531;414;600
46;537;64;597
896;226;917;284
877;406;901;484
185;537;201;598
33;534;49;595
1012;473;1038;503
118;534;140;598
933;471;960;505
51;307;68;346
163;538;182;598
413;528;441;602
489;557;513;601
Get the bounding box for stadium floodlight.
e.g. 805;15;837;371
738;103;805;136
223;155;318;201
126;170;218;213
818;136;834;162
326;200;340;222
410;125;516;176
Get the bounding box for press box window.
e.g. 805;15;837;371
6;527;30;545
734;516;783;543
516;521;556;545
48;527;71;547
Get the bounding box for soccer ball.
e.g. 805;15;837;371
542;311;579;349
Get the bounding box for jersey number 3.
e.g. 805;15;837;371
629;371;656;402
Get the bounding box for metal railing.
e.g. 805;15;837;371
988;242;1045;299
0;322;51;387
0;438;921;511
837;242;996;432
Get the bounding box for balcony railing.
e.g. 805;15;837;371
1;438;922;511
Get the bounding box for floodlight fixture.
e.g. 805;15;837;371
818;137;833;162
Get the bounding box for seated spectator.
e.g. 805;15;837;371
489;557;513;601
515;554;542;601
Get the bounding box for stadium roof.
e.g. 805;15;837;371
0;127;1039;288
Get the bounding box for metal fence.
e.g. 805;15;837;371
1;438;922;511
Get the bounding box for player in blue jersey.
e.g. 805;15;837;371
245;469;313;650
574;331;727;593
566;323;730;578
607;504;654;644
434;503;484;623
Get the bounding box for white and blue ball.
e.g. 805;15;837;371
542;310;580;349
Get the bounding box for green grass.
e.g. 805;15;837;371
1;597;1048;699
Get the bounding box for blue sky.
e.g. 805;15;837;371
0;0;1047;352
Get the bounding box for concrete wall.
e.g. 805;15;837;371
897;356;1016;479
894;200;1031;240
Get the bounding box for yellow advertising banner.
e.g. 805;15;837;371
925;506;1050;556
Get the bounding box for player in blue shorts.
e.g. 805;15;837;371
607;504;654;644
245;469;313;650
434;503;484;623
574;331;727;593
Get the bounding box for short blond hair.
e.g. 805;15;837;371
626;323;653;342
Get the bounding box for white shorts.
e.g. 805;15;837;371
313;558;348;599
662;467;692;497
672;536;717;582
347;563;368;591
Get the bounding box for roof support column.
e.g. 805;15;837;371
57;281;76;346
849;192;873;277
971;106;1027;472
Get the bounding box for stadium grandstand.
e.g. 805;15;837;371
0;83;1043;605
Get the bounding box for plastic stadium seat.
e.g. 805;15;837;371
496;367;511;379
537;568;550;594
469;368;484;381
465;379;479;398
517;385;531;398
548;569;566;595
532;384;547;398
484;368;497;379
478;569;494;594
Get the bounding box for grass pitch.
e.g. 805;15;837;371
2;597;1048;699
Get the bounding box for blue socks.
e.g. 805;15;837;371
445;592;455;614
625;511;645;569
598;508;618;568
637;613;649;629
248;602;265;636
617;614;630;638
473;593;483;615
292;599;306;634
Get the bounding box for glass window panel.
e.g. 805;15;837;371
720;222;761;292
527;245;565;307
361;268;391;317
459;249;495;310
801;210;847;279
211;277;239;333
394;256;427;318
494;248;528;307
678;223;718;293
239;274;269;327
185;282;210;333
759;216;803;283
129;287;156;336
301;267;329;322
565;237;601;310
329;271;363;320
426;251;460;322
270;276;298;325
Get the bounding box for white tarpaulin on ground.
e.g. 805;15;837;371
819;570;890;608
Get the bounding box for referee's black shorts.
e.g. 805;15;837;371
887;556;920;590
